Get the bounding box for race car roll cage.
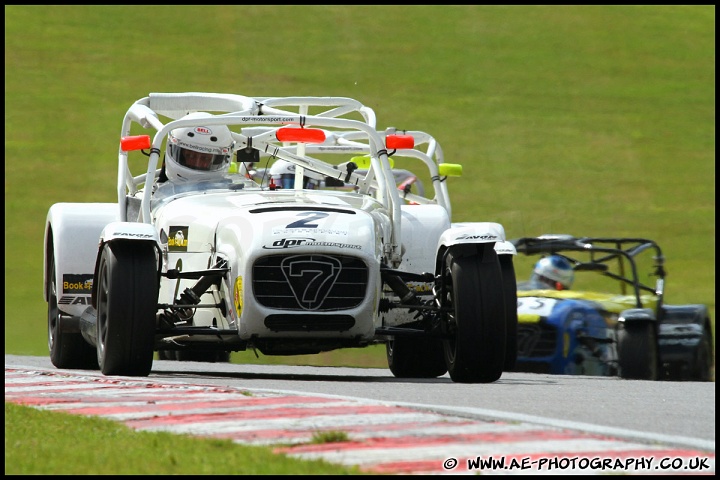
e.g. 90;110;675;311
511;234;667;313
118;93;463;269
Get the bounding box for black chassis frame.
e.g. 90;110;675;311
510;234;713;380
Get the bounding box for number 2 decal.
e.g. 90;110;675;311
286;212;328;228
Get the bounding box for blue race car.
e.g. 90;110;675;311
510;235;713;381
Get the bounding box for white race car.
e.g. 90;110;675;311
44;92;517;383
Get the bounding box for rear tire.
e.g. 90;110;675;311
386;335;447;378
617;322;658;380
47;240;98;370
96;241;158;376
690;326;713;381
442;245;506;383
499;254;518;371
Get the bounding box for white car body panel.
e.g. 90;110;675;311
151;189;387;340
44;203;118;316
44;92;515;383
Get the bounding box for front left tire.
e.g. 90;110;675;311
96;241;159;376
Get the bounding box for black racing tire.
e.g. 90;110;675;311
442;245;506;383
499;254;518;371
47;239;98;370
386;335;447;378
96;241;159;376
690;326;713;381
617;322;658;380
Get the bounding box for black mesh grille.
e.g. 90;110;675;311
253;254;368;311
517;322;558;358
264;314;355;332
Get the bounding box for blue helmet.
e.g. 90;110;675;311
532;255;574;290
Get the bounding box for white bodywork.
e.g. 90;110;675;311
44;203;117;316
153;188;387;340
45;92;510;357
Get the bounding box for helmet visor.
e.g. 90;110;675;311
169;143;229;172
179;148;228;171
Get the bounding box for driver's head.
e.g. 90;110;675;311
164;112;235;183
530;255;574;290
269;159;322;189
180;149;216;170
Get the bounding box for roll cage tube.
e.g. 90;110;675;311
330;128;455;215
512;237;665;308
124;110;405;266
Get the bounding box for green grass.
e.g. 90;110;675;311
4;5;715;474
4;402;366;475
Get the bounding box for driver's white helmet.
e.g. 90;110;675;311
269;159;323;189
531;255;574;290
165;112;235;183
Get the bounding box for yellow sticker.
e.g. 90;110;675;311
233;276;243;318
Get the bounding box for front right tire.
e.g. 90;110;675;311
96;241;159;376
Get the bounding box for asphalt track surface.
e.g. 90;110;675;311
5;354;715;475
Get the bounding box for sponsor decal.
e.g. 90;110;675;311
240;116;295;123
168;226;189;252
264;238;315;249
62;274;93;294
112;232;154;238
455;233;498;241
273;228;348;236
307;241;361;250
281;255;342;311
234;276;243;318
176;139;229;154
409;283;432;294
59;296;91;305
263;238;361;250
